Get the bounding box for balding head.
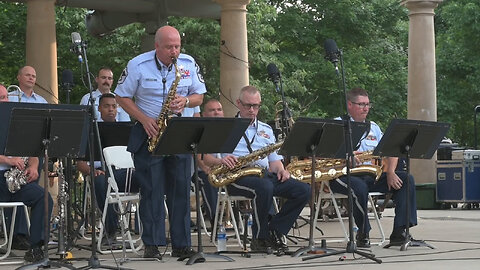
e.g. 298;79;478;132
17;65;36;95
154;25;181;66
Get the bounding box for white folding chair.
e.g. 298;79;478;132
314;181;349;243
211;186;251;248
98;146;142;254
0;202;30;262
313;181;385;245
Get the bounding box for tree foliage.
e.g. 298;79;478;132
1;0;478;147
435;0;480;147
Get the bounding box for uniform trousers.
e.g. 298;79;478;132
128;123;191;248
0;171;53;246
329;171;417;234
93;168;139;235
196;171;218;221
227;172;310;240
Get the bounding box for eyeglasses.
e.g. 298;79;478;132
239;100;261;110
351;101;373;109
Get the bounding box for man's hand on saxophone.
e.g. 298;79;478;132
4;156;25;170
24;157;39;182
140;116;159;139
220;155;238;169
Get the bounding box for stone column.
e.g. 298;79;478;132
402;0;442;184
26;0;58;104
215;0;250;117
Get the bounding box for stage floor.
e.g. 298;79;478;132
1;207;479;270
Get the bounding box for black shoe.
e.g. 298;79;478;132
12;234;30;250
171;247;196;258
356;232;371;248
269;230;289;253
143;245;162;260
101;231;118;246
24;246;44;263
250;238;273;254
389;230;416;244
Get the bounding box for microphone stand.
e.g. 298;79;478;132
75;40;130;270
303;48;381;263
275;76;292;140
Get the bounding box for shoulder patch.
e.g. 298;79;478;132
196;63;204;84
117;68;128;85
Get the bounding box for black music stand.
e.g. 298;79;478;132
153;117;250;265
374;119;450;251
2;106;89;270
278;118;374;260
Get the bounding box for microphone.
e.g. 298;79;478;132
324;39;340;71
71;32;83;63
267;63;281;92
61;69;74;91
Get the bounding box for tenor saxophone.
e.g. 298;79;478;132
147;57;182;152
208;141;283;188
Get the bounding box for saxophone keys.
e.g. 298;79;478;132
328;168;338;178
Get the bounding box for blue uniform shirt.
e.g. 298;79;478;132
114;50;206;118
334;117;383;152
182;106;200;117
357;120;383;152
3;90;47;170
8;89;47;103
223;119;283;170
80;90;131;122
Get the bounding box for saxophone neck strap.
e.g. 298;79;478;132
154;55;172;93
354;119;371;151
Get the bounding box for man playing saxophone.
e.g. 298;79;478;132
329;87;417;247
205;86;310;253
115;25;205;260
0;84;53;262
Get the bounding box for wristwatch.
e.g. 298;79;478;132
185;97;190;108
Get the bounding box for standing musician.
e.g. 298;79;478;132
329;87;418;247
205;86;310;253
0;83;53;262
115;25;206;259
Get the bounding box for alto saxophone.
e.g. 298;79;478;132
147;57;182;152
286;151;383;183
4;157;29;193
208;141;283;188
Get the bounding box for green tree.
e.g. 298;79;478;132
436;0;480;147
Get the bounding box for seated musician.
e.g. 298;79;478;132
195;99;224;229
77;93;139;244
0;83;53;262
204;86;310;253
329;87;417;247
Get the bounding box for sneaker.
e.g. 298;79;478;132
171;247;196;258
143;245;162;260
12;234;30;250
24;246;44;263
356;232;371;248
250;238;273;253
